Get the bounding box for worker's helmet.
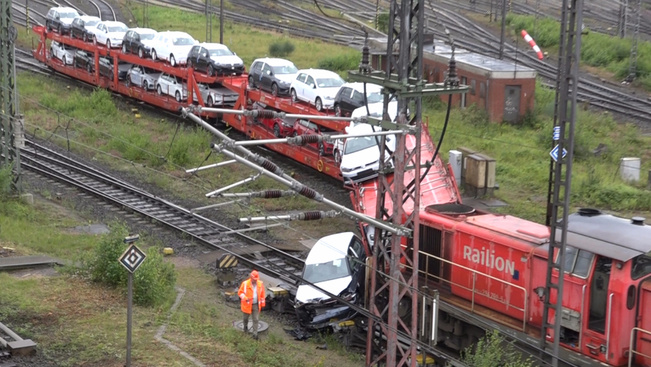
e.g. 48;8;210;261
251;270;259;280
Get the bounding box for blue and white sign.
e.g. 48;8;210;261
550;145;568;162
553;126;560;141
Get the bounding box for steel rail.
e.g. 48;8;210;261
18;138;307;288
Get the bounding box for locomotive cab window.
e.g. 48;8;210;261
632;254;651;280
555;246;594;278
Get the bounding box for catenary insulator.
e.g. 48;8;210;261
445;57;459;87
262;190;282;198
302;211;322;220
260;159;279;172
298;186;317;199
299;135;319;145
359;35;372;75
257;110;275;119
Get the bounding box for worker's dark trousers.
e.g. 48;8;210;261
243;304;259;336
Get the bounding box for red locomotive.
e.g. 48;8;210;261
351;130;651;367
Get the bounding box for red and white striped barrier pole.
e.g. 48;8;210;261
521;30;544;60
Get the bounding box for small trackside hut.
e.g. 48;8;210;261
367;38;537;123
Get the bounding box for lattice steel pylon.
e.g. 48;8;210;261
1;0;22;192
542;0;583;365
627;0;641;82
348;1;465;366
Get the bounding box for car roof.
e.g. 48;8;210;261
78;15;101;21
198;42;228;49
130;27;157;34
254;57;294;66
305;232;356;265
100;21;126;26
159;31;193;37
342;82;382;93
297;68;341;78
52;6;78;12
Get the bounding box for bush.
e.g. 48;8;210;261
0;165;13;200
462;330;535;367
268;40;295;58
377;12;390;33
459;104;490;125
81;223;176;307
317;53;361;73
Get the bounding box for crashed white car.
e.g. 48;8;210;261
294;232;366;330
338;123;396;184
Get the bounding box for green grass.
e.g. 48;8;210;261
0;198;363;367
507;14;651;84
425;81;651;222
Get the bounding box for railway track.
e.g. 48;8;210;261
18;138;308;291
423;4;651;127
310;0;651;127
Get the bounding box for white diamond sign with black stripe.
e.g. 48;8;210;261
119;244;147;273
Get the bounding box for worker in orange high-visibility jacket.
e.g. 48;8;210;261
238;270;266;339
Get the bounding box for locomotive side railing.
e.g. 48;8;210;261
412;251;528;331
629;327;651;367
607;293;614;361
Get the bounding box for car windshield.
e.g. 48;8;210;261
86;20;99;26
208;48;233;56
172;37;194;46
316;77;344;88
140;33;156;40
61;12;79;18
272;65;298;74
109;25;127;32
344;136;379;154
303;258;350;284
